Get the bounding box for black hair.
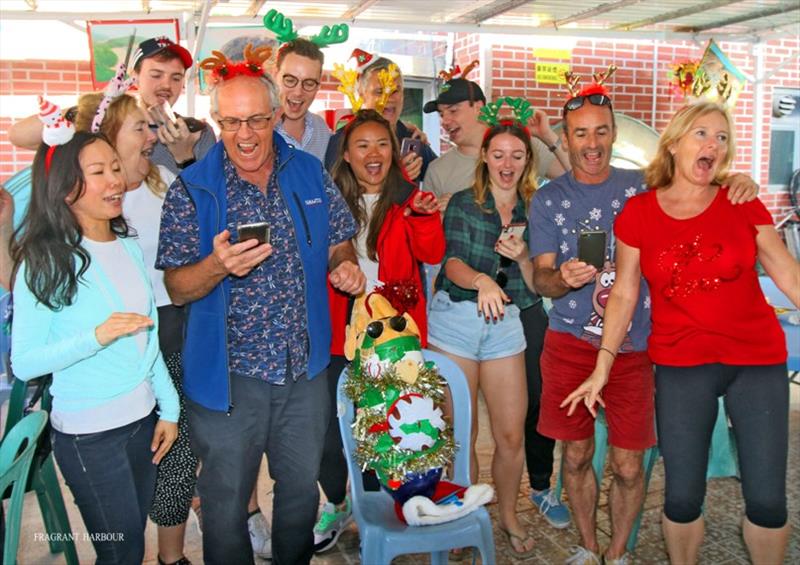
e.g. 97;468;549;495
11;132;130;309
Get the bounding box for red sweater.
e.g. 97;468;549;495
328;185;446;356
614;187;786;366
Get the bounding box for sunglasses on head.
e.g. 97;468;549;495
562;94;612;116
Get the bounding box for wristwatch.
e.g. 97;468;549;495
177;157;196;169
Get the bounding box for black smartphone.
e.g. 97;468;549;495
238;222;270;245
183;116;206;133
578;231;607;269
400;137;422;157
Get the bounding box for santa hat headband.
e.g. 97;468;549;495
38;95;75;175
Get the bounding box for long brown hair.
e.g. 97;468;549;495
473;123;538;212
74;93;167;196
644;101;735;189
331;110;410;261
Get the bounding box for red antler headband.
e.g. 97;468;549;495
199;44;273;84
38;95;75;176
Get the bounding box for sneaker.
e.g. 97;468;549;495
530;488;571;529
603;553;632;565
248;511;272;559
313;497;353;553
565;545;601;565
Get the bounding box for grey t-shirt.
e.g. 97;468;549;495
528;166;652;352
151;124;216;175
423;137;555;196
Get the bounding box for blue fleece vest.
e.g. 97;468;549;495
178;134;332;411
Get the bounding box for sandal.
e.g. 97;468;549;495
499;526;536;559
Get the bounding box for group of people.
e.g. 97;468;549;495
0;28;797;565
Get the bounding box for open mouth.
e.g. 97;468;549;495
446;126;461;139
141;147;154;158
103;193;124;204
237;142;258;156
364;162;383;176
286;98;305;113
583;150;603;164
697;156;715;170
499;170;516;183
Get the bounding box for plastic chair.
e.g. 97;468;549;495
1;293;79;565
0;410;48;564
337;349;496;564
553;409;659;553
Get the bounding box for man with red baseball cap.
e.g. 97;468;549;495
131;36;216;173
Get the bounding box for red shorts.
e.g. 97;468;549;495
538;330;656;450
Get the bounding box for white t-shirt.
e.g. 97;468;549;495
123;165;176;307
354;192;381;292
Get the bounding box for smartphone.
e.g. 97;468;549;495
161;101;178;124
183;116;206;133
238;222;270;245
578;231;607;269
498;222;527;242
401;137;423;157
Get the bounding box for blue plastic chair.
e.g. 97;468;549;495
0;410;48;564
337;349;496;564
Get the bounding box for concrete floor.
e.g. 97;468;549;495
9;383;800;564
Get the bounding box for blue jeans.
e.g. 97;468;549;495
187;370;329;565
51;412;157;565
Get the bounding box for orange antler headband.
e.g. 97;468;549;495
199;44;273;84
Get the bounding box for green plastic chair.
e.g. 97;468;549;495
0;410;48;564
1;377;79;565
1;294;79;564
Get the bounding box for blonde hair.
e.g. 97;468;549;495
644;101;735;189
473;124;538;212
74;93;167;197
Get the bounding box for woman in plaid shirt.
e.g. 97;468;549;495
428;122;540;557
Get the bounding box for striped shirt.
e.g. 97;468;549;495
275;111;331;163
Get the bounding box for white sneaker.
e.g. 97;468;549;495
565;545;602;565
248;511;272;559
313;497;353;553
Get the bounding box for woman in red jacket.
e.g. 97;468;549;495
312;109;444;552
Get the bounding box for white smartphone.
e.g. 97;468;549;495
498;222;526;242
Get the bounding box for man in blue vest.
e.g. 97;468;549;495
156;69;365;564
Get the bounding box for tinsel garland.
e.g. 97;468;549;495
344;363;457;486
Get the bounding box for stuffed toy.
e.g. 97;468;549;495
343;289;493;525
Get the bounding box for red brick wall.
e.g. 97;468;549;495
487;37;800;220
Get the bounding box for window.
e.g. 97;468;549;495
768;90;800;187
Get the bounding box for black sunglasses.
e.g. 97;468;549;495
495;256;512;289
366;316;407;339
562;93;613;116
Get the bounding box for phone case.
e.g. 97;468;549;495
238;223;270;244
578;231;607;269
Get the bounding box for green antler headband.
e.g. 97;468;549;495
478;97;533;128
263;8;349;48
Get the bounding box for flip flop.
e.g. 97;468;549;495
499;527;536;559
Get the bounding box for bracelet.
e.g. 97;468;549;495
546;138;561;153
599;346;617;359
471;272;488;290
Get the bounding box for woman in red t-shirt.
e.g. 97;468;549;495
562;101;799;564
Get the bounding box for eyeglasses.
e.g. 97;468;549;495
495;256;512;289
216;114;273;132
562;94;613;116
366;316;407;339
281;73;320;92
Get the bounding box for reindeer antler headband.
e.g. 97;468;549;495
563;64;617;99
199;44;273;84
438;60;479;83
333;49;400;114
263;8;349;48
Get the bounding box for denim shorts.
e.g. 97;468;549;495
427;290;526;361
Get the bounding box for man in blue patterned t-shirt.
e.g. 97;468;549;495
157;72;364;565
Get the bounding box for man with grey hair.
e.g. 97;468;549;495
157;69;365;564
324;55;437;179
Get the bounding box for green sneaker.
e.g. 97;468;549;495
313;496;353;553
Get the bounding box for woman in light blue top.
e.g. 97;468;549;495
10;131;178;565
